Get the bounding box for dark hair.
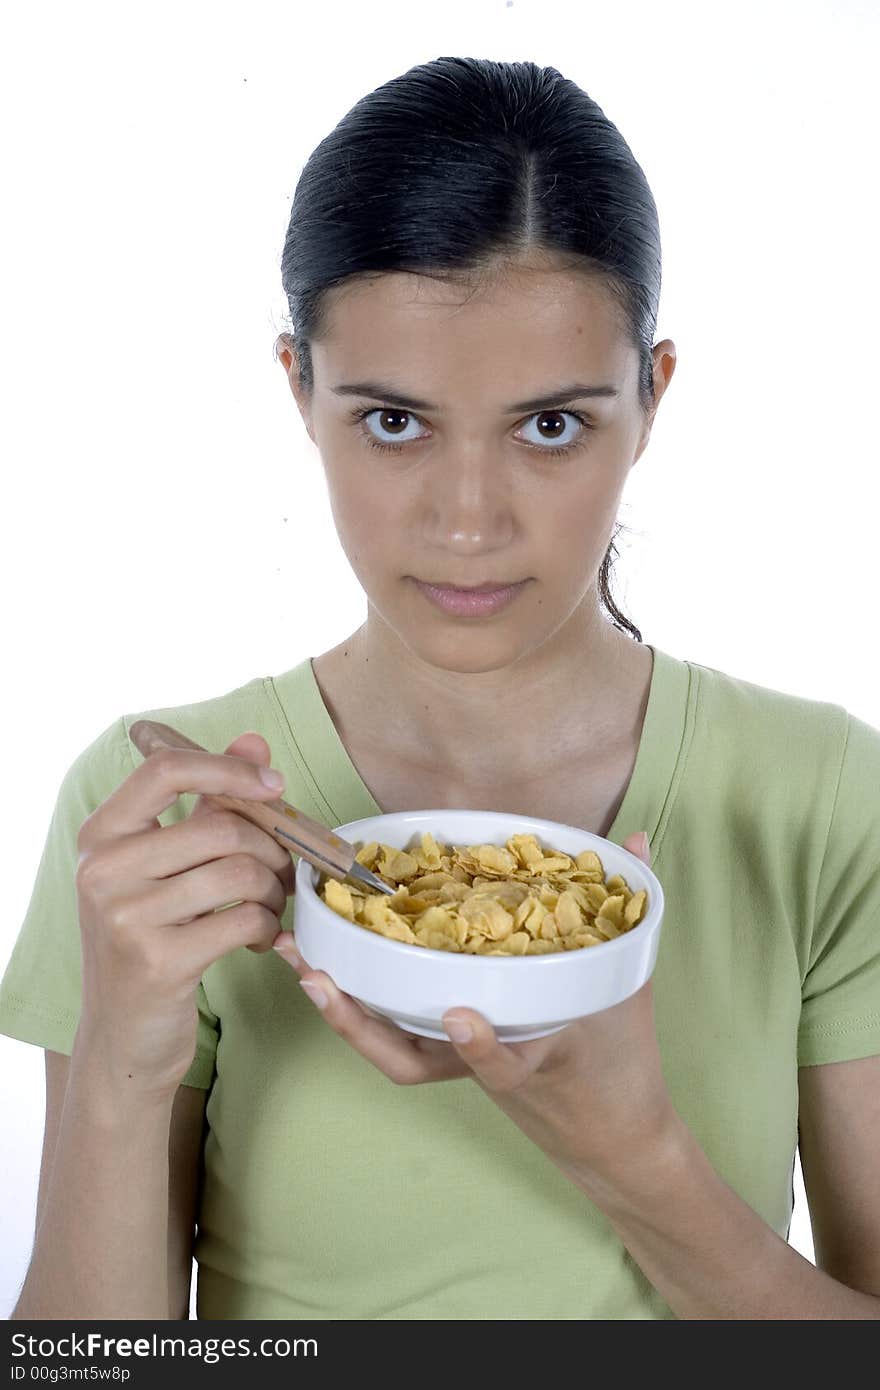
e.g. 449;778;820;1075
278;57;663;643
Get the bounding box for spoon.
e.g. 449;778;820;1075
128;718;397;897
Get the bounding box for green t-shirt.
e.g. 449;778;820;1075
2;644;880;1320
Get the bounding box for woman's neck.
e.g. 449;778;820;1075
311;605;649;789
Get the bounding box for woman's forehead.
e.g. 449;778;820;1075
322;263;618;320
312;270;633;387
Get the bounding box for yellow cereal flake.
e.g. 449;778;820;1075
573;849;605;880
625;889;648;927
323;878;357;921
319;832;649;956
475;844;519;874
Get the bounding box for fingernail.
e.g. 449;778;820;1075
640;831;650;857
273;940;304;968
260;767;285;790
444;1017;472;1044
300;980;328;1010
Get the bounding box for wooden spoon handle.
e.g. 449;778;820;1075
128;718;359;881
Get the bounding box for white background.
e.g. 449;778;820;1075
2;0;877;1319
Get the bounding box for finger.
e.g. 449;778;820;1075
188;733;273;818
94;809;293;900
622;829;651;866
440;1009;535;1092
85;740;286;852
272;931;308;969
289;964;470;1084
191;734;295;895
125;849;286;931
181;735;293;942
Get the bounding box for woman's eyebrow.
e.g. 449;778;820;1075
330;380;620;412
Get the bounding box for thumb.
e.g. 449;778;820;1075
188;732;274;821
185;731;295;903
223;734;296;897
220;730;273;766
622;830;651;866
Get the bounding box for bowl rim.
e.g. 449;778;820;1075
293;808;663;967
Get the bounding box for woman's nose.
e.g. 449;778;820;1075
419;446;518;549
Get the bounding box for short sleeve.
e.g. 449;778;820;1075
798;710;880;1066
0;717;219;1090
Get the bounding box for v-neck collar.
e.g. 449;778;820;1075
268;643;696;855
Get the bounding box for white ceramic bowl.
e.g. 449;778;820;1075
294;809;664;1042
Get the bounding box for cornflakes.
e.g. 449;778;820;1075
318;832;648;955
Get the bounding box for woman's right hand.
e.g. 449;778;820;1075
73;732;295;1100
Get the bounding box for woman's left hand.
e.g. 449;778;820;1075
272;830;675;1186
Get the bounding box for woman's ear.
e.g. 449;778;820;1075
275;334;316;443
274;331;297;374
631;339;676;468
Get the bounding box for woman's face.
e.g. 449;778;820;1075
281;261;673;674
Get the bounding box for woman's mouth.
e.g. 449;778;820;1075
409;578;530;617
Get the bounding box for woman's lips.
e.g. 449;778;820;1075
411;578;530;617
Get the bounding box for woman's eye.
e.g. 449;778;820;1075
358;407;427;448
515;411;589;450
349;405;593;456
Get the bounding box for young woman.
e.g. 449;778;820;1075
3;57;879;1321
